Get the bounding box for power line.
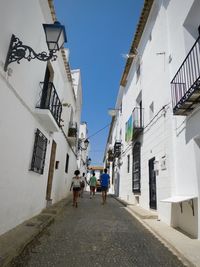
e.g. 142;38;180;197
88;122;111;139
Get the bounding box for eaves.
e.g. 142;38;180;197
120;0;154;87
48;0;76;102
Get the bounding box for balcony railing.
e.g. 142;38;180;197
132;107;144;137
114;141;121;157
171;35;200;115
107;149;114;162
68;121;77;138
37;82;62;126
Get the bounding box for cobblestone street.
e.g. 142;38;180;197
11;193;185;267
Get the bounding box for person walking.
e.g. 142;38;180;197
100;168;110;205
70;170;81;207
80;172;86;198
89;172;97;199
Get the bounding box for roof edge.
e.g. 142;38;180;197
120;0;154;86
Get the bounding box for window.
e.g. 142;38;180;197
55;161;59;169
30;129;48;174
127;154;130;173
65;154;69;173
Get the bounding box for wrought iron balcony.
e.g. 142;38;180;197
132;107;144;138
35;82;62;131
114;141;121;157
107;149;114;162
67;122;77;146
171;35;200;115
68;121;77;137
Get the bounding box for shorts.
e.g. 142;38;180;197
101;186;108;192
73;187;80;192
90;186;96;191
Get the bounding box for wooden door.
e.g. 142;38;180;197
46;140;57;200
149;157;157;209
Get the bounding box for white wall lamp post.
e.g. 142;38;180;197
4;21;67;72
78;138;90;151
108;108;121;117
86;157;91;168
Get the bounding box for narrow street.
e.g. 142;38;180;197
11;192;184;267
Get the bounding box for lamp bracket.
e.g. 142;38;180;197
4;34;57;71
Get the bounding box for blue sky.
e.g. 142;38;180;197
54;0;144;165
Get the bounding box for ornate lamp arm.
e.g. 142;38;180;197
4;34;57;71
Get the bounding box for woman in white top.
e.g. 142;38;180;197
70;170;81;207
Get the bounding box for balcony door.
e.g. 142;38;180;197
40;64;54;109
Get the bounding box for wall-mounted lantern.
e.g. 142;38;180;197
4;21;67;71
78;138;90;151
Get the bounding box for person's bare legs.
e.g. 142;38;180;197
102;190;105;204
93;187;95;197
73;191;79;207
75;191;79;207
104;190;107;203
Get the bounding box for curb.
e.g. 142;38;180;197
2;216;55;267
1;196;71;267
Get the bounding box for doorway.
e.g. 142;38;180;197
46;140;57;201
149;157;157;209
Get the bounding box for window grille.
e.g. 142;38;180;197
30;129;48;174
132;142;141;193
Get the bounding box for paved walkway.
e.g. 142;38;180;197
117;198;200;267
0;193;199;266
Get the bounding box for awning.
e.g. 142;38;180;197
161;195;197;203
161;195;197;216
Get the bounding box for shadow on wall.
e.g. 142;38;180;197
185;112;200;144
170;199;198;239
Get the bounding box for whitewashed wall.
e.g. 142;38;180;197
166;0;200;238
106;0;200;238
0;0;80;235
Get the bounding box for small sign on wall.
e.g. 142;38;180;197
161;155;167;170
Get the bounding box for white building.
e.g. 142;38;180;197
105;0;200;239
77;122;90;175
0;0;82;235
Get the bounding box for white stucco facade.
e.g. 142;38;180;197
77;122;89;175
105;0;200;238
0;0;82;235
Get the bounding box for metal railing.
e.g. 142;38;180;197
68;121;77;137
171;36;200;111
38;82;62;126
107;149;114;162
114;141;121;157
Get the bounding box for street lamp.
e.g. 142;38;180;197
4;21;67;71
86;157;91;167
108;108;121;117
78;138;90;151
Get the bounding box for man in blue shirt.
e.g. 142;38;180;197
100;168;110;204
